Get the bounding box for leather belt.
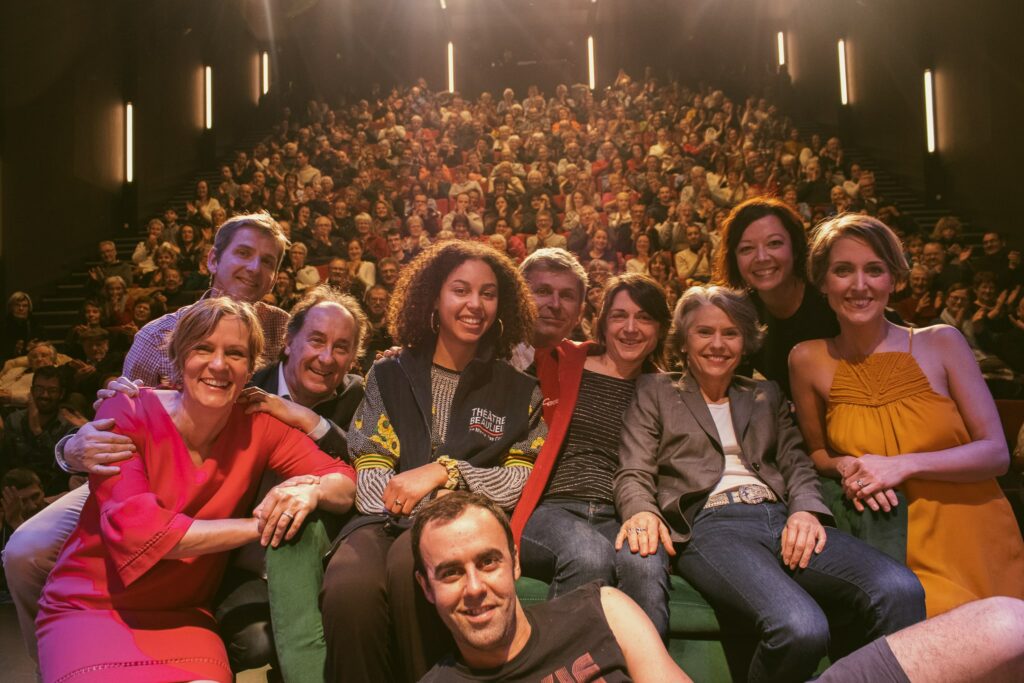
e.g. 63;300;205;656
704;485;778;509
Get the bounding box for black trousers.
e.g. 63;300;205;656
320;522;455;683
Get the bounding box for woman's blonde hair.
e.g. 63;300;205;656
807;213;909;289
168;297;264;384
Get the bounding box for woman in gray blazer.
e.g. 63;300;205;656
613;285;925;683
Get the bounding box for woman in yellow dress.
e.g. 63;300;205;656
790;213;1024;617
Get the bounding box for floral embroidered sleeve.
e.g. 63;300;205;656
454;385;547;510
347;367;400;515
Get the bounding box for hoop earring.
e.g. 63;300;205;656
495;318;504;339
431;310;440;334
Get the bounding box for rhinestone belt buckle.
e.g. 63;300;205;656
738;485;769;505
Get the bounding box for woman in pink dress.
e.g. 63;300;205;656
36;297;355;683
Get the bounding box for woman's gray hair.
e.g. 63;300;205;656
668;285;765;366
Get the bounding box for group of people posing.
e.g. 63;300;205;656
3;201;1024;683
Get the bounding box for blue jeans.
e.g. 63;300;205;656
519;498;671;638
675;502;925;683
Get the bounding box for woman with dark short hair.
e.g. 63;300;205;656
513;273;674;638
321;241;547;683
714;197;832;398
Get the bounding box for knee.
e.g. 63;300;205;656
769;606;830;657
976;597;1024;647
2;526;49;588
223;621;276;673
321;556;384;615
872;565;926;624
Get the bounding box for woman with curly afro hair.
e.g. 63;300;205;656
321;240;548;683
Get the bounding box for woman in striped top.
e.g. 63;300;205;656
516;273;674;638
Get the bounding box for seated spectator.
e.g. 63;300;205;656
354;212;389;260
131;219;167;275
922;240;967;293
139;242;182;287
973;231;1022;291
66;328;124;399
2;291;36;363
673;224;712;285
326;257;367;301
1;468;51;539
0;341;58;407
98;275;132;326
625;233;654;274
442;192;485;235
894;265;941;327
346;239;377;288
413;493;689;682
931;215;967;261
157;267;194;311
525;211;567;254
581;229;617;272
2;367;84;494
269;271;299;311
376;257;401;292
494;218;527;263
65;300;104;361
86;240;133;295
361;285;393;369
175;223;207;273
185;178;221;226
307;215;346;266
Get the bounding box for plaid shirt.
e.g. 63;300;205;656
122;293;289;387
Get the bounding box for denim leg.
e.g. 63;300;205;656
788;526;926;659
520;501;616;599
592;509;671;640
675;503;830;683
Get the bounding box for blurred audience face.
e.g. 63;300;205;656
27;344;57;371
30;374;62;414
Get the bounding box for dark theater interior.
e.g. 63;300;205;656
2;1;1024;681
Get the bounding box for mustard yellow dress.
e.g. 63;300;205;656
827;344;1024;617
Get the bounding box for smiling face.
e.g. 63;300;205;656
181;316;252;410
416;506;523;669
602;290;660;369
822;237;894;325
208;227;281;303
435;259;498;356
282;303;358;406
683;304;743;387
526;268;583;348
735;215;796;294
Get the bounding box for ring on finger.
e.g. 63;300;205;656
281;511;295;519
856;479;865;488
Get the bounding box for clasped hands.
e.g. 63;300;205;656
839;455;906;513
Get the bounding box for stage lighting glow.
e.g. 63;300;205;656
205;66;213;129
125;103;134;183
447;41;454;93
837;39;849;105
261;51;269;95
776;31;786;66
587;36;596;90
924;69;936;153
439;0;446;9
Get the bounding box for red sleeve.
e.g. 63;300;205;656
259;414;356;482
92;392;193;587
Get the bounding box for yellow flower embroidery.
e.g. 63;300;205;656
369;414;401;456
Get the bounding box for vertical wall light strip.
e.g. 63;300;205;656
439;0;446;9
837;40;849;105
261;51;269;95
587;36;596;90
125;103;134;183
924;69;936;153
776;31;786;66
447;42;455;93
204;66;213;129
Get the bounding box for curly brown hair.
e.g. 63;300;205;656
387;241;536;359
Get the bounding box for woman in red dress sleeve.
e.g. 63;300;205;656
36;297;355;683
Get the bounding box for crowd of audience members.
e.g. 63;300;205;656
2;69;1022;656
